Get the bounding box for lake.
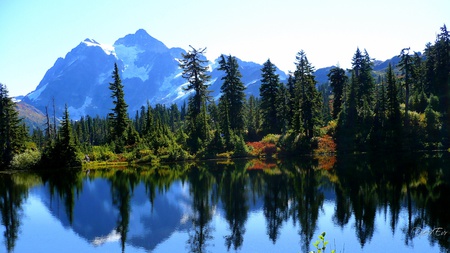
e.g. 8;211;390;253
0;153;449;253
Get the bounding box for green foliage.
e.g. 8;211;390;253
245;95;261;141
261;134;280;144
10;149;41;170
231;134;249;157
424;99;442;149
260;59;282;134
38;106;81;169
218;54;246;134
291;50;323;139
16;25;448;163
0;83;28;168
309;232;335;253
327;67;348;120
179;46;212;154
89;145;118;161
279;130;318;155
108;63;131;152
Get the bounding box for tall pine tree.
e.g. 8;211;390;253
327;67;348;120
57;105;80;167
398;48;414;129
218;54;246;135
108;63;130;151
383;64;402;150
0;84;27;168
259;59;282;134
179;46;212;152
291;50;322;138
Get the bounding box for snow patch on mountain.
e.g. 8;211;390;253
83;39;115;55
97;71;110;85
208;60;219;71
159;70;182;92
68;96;92;119
114;44;149;81
27;83;48;101
169;82;192;102
245;79;258;87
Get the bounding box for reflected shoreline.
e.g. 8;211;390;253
1;152;449;252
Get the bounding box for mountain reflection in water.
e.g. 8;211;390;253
0;153;449;253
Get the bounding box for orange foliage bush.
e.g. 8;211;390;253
246;142;277;157
316;155;336;170
246;159;277;170
315;135;336;154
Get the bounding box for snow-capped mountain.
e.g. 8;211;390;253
22;29;287;119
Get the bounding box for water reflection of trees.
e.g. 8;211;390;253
217;161;249;251
80;156;450;252
186;165;215;253
39;169;84;224
1;153;448;252
331;153;450;251
109;170;136;253
0;174;39;253
284;158;324;253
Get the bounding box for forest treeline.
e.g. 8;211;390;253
1;25;449;169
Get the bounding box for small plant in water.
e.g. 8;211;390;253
309;232;335;253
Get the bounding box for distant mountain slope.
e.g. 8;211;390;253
20;29;401;123
21;29;288;120
16;101;46;131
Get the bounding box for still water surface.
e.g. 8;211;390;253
1;153;449;253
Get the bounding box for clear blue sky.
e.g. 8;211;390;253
1;0;449;97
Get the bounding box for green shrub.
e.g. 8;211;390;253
11;149;41;170
261;134;281;144
89;145;117;161
232;134;249;157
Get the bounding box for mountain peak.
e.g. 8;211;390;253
114;29;168;53
83;38;99;44
82;38;115;55
135;28;150;37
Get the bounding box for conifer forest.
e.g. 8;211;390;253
1;25;449;170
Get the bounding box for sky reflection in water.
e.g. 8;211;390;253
1;153;449;253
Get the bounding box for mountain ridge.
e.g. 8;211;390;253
18;29;399;129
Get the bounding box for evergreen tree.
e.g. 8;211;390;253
318;83;332;125
336;71;359;151
327;67;348;120
58;105;80;167
259;59;282;134
398;47;414;128
179;46;212;152
218;54;246;134
385;64;402;150
370;76;387;150
424;95;442;148
0;84;27;168
292;50;322;138
285;74;296;126
40;105;80;168
343;48;375;151
108;63;130;151
276;83;290;133
246;95;260;141
424;25;450;147
144;101;153;136
169;104;181;132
